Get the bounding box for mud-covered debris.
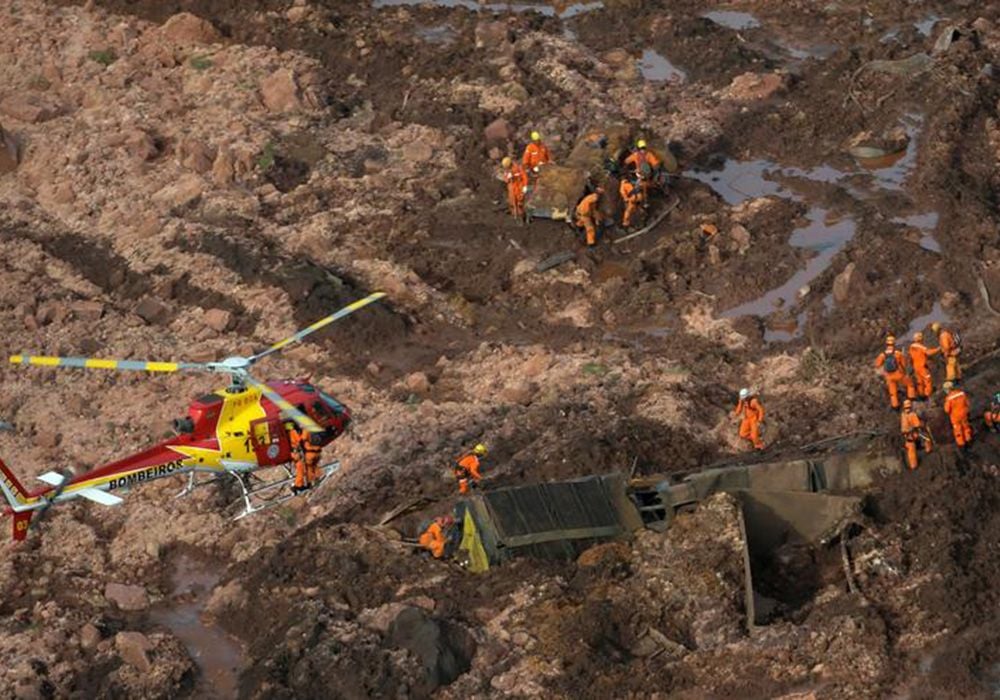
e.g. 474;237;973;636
115;632;153;671
202;308;233;332
0;92;64;123
105;583;150;611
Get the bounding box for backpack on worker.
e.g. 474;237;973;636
883;351;899;373
952;330;962;353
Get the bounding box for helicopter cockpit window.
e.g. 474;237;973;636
320;392;346;416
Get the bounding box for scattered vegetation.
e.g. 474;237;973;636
189;55;213;71
257;142;277;171
582;362;609;376
799;346;835;383
88;49;116;67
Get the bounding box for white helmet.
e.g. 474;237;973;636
739;388;749;399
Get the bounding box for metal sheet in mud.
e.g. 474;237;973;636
737;489;859;552
525;165;588;221
466;473;642;562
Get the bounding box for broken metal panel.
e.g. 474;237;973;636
525;164;587;221
737;490;860;553
818;449;900;491
466;473;640;563
746;459;812;492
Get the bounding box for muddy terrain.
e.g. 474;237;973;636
1;0;999;698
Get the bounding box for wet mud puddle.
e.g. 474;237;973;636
150;554;245;699
690;111;934;341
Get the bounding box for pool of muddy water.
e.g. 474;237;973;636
149;554;244;699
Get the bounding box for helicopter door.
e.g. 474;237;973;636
249;417;285;465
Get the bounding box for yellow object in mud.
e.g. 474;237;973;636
460;509;490;573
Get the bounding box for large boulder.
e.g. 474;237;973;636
105;583;150;611
260;69;302;113
160;12;222;44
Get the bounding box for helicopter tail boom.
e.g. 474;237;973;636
0;459;34;542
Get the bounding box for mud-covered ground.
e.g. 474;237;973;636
1;0;999;697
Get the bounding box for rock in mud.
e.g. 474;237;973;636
483;117;511;143
0;123;18;172
202;307;232;332
151;173;204;210
0;92;64;123
115;632;153;671
105;583;149;611
260;69;303;113
730;223;751;254
134;298;171;325
723;72;785;102
79;624;101;651
833;262;856;304
160;12;222;45
405;371;432;395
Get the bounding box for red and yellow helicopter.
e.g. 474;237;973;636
1;292;385;542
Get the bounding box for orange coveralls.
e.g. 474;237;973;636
899;407;931;470
419;521;447;558
453;453;482;495
289;427;322;488
908;341;938;399
575;192;601;246
733;396;765;450
937;328;961;381
504;162;529;219
943;388;973;447
521;142;551;173
619;178;643;228
875;347;915;409
624;149;663;196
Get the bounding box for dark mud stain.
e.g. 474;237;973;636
150;552;245;699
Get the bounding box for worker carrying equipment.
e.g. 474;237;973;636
908;331;939;400
501;156;529;221
931;322;962;381
985;392;1000;433
454;443;487;494
288;413;323;494
942;381;973;448
619;175;644;229
874;335;915;409
575;186;604;247
419;515;456;559
899;399;932;470
624;140;665;198
733;388;765;450
522;131;552;174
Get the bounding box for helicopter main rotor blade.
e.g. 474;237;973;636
248;292;386;364
9;355;209;373
244;376;325;435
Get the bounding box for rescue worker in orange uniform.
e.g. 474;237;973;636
288;410;323;494
521;131;552;174
931;322;962;382
575;186;604;246
899;399;932;470
942;381;973;449
733;388;765;450
907;331;938;400
984;392;1000;433
501;156;529;221
624;139;664;198
454;443;487;494
874;335;915;409
418;515;455;559
619;175;644;230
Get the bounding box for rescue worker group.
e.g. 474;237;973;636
501;131;668;243
411;133;1000;558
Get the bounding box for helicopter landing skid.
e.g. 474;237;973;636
232;460;342;520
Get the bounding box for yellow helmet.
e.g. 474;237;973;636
636;139;647;149
473;443;488;456
501;156;512;168
902;399;912;409
530;131;541;142
886;334;895;345
942;381;954;391
913;331;923;342
931;322;941;333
